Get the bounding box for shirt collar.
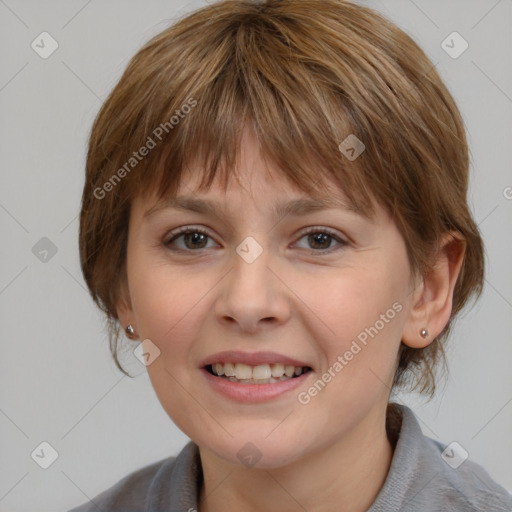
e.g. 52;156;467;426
146;440;202;512
368;404;434;511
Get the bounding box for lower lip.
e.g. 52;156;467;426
200;368;312;403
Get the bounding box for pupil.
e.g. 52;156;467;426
186;232;207;249
309;233;330;249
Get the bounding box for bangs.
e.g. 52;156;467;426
123;7;382;219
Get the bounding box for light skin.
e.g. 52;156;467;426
117;125;465;512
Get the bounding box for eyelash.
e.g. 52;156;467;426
163;226;348;255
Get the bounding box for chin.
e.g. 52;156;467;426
201;436;307;470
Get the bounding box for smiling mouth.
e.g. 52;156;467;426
205;362;313;384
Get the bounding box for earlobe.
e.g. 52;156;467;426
401;231;466;349
124;324;138;340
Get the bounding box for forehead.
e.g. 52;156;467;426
143;194;366;224
136;175;384;238
143;156;372;220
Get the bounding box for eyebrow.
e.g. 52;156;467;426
143;195;367;221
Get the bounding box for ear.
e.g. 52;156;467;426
115;272;137;338
401;231;466;348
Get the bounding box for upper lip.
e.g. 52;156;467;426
200;350;311;369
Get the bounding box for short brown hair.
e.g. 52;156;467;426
79;0;484;397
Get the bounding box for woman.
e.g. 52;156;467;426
71;0;512;510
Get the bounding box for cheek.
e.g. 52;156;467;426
128;252;205;341
296;260;407;384
131;262;208;425
127;256;218;397
306;264;404;336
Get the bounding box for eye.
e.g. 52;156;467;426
294;227;348;254
164;226;217;251
163;226;348;254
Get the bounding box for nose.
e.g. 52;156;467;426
214;241;291;334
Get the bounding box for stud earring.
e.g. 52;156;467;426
125;324;136;338
420;328;428;338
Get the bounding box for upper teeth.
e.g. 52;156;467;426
211;363;305;380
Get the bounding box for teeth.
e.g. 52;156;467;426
253;364;271;379
235;363;252;380
284;365;295;377
224;362;235;377
209;362;309;381
271;363;284;377
227;376;290;384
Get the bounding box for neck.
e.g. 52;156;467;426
197;406;396;512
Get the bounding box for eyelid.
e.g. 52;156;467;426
296;225;347;242
163;225;216;246
294;226;348;253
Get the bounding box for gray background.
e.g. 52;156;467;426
0;0;511;510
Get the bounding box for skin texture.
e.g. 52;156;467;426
117;125;465;512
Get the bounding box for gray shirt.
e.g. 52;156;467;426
68;405;512;511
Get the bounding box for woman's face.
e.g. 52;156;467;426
120;126;419;469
